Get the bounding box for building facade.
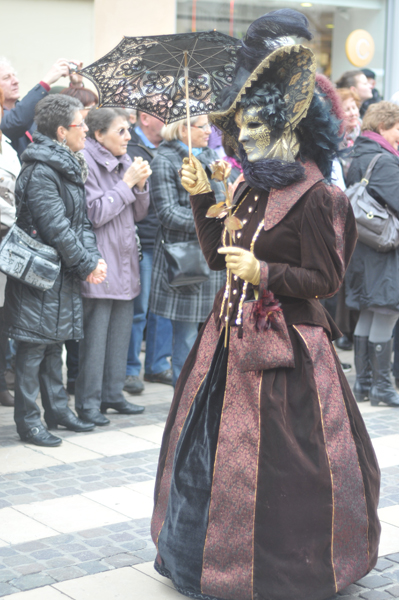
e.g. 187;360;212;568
0;0;396;100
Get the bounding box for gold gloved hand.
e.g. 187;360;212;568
218;247;260;285
180;155;211;195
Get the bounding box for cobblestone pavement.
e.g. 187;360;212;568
0;345;398;599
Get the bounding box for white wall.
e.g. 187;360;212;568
0;0;95;96
331;4;386;90
0;0;177;98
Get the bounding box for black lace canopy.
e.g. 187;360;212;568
80;31;240;124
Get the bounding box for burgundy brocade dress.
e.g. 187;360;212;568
151;161;380;600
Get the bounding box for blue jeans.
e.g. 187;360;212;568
172;320;199;386
126;248;172;377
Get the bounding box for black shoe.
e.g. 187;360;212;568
0;390;14;407
45;411;95;432
100;399;145;415
340;362;352;373
66;380;76;395
369;340;399;407
77;408;110;426
335;335;353;351
20;425;62;447
353;335;372;402
4;369;15;391
144;368;173;386
123;376;144;395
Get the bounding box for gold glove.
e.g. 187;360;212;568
218;247;260;285
180;155;211;195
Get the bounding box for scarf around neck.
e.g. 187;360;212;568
362;130;399;158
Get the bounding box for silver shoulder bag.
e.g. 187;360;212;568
346;153;399;253
0;164;61;290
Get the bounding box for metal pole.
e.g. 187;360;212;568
184;51;192;158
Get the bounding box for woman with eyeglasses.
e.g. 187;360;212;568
75;107;151;426
3;94;107;447
148;115;227;385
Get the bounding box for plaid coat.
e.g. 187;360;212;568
149;140;226;322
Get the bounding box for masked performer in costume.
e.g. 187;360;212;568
151;10;380;600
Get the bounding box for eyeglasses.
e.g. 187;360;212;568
114;128;130;136
69;119;86;129
191;123;211;132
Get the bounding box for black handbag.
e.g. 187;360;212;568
346;154;399;253
162;238;210;287
0;164;61;291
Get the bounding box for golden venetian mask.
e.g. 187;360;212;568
235;105;299;163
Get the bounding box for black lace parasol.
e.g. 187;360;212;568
80;31;240;154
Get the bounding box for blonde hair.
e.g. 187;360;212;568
361;101;399;133
336;87;361;109
161;116;201;141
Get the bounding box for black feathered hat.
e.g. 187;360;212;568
210;9;316;154
210;9;342;179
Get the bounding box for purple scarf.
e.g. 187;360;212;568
362;130;399;157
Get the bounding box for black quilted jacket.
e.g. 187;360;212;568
4;132;101;343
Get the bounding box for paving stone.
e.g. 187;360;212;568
85;538;112;548
44;535;75;546
133;548;157;562
109;532;135;543
360;591;391;600
388;554;399;564
78;528;110;539
339;583;364;594
13;541;48;553
0;548;17;558
375;559;395;572
357;574;392;589
121;540;147;552
103;553;142;568
387;585;399;597
45;557;76;569
5;487;32;496
0;582;18;596
56;543;86;554
79;560;111;575
14;563;44;576
72;551;100;562
3;555;34;567
106;522;133;533
0;570;17;583
47;566;87;582
95;545;122;558
12;572;56;591
30;549;62;560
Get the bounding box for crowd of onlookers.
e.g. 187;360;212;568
1;55;399;446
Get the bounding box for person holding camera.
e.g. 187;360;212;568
0;57;82;157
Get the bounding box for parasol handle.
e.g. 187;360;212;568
184;51;192;160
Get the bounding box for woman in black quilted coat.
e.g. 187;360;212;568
346;101;399;408
4;95;107;447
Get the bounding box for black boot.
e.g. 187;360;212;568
45;408;95;432
368;340;399;407
353;336;372;402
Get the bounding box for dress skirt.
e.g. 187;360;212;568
151;316;381;600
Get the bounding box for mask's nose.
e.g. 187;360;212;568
238;128;248;143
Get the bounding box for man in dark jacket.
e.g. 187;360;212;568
124;112;173;394
0;57;78;157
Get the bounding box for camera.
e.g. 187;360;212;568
68;62;78;73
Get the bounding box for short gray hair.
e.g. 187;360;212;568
86;107;129;139
161;116;201;142
34;94;83;139
0;57;13;70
